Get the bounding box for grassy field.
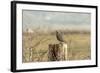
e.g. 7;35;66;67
22;31;91;63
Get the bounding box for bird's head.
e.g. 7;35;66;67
56;30;59;33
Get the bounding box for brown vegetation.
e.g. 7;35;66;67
22;30;91;63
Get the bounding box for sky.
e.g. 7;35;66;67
22;10;91;32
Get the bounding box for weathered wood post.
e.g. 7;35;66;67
23;48;30;62
48;42;68;61
23;47;33;62
29;48;33;62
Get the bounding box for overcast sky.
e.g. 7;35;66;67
22;10;91;31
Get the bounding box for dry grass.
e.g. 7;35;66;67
22;32;91;63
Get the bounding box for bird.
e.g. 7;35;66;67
56;31;66;43
56;31;68;60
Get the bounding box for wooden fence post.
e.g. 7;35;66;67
48;43;68;61
29;48;33;62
